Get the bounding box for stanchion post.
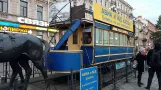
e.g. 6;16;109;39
99;65;102;90
70;68;74;90
113;62;116;89
125;60;128;83
5;62;8;83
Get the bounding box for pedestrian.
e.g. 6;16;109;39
135;47;146;87
145;42;161;90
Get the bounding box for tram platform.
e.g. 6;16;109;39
103;71;159;90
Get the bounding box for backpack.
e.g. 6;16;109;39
149;50;161;67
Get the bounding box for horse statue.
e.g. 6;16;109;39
0;32;50;90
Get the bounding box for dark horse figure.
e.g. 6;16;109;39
0;32;50;90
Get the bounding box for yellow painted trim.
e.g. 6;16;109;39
94;44;134;47
95;53;133;58
52;70;80;74
50;50;83;53
92;57;132;65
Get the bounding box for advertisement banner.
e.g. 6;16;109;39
93;3;133;32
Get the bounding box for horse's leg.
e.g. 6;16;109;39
9;61;24;87
19;59;31;90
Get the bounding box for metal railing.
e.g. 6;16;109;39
0;58;135;90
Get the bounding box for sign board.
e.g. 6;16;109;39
93;3;133;32
112;27;128;34
17;17;49;27
80;67;98;90
116;62;126;70
0;26;28;33
49;2;71;23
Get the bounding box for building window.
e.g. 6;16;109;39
20;0;28;17
73;30;78;44
37;5;43;21
0;0;8;12
103;30;109;45
36;31;43;39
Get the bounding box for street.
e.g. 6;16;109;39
103;71;158;90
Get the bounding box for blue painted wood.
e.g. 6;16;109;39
94;22;111;30
95;56;109;63
54;20;81;50
95;46;109;55
81;46;93;66
45;51;82;71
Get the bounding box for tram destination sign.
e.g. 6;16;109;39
93;3;133;32
80;67;98;90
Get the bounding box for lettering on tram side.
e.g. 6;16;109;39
94;3;133;32
80;67;98;90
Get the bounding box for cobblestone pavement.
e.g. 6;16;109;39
103;71;159;90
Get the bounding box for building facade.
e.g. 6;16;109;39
135;19;146;51
147;20;158;48
0;0;57;44
54;0;133;20
136;16;148;48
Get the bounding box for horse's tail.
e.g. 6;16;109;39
40;39;50;60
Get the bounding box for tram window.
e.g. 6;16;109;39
110;32;114;45
73;29;78;44
103;30;109;45
120;34;123;46
83;27;92;44
115;33;119;45
124;35;127;46
95;28;103;44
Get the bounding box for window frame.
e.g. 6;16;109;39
114;32;120;46
36;31;43;39
95;28;103;45
20;0;28;17
37;5;43;21
103;30;109;45
0;0;8;12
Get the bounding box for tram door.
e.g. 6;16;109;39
68;29;80;50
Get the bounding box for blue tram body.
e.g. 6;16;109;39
45;3;134;72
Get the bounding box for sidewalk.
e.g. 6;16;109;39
103;71;159;90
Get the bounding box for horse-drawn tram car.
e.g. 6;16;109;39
46;3;134;73
0;2;134;90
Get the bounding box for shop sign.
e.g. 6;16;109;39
0;26;28;33
93;3;133;32
17;17;49;27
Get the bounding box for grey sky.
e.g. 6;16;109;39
125;0;161;24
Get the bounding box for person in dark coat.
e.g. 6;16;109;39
145;42;161;90
135;47;146;87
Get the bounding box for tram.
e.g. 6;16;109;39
45;3;134;73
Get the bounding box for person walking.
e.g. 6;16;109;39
145;42;161;90
135;47;146;87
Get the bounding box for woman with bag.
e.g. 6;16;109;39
135;47;146;87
